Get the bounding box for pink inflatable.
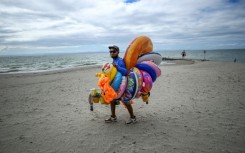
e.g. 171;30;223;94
140;70;153;93
115;76;127;99
141;61;161;78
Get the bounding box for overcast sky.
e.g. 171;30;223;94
0;0;245;54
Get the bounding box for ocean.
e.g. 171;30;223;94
0;49;244;74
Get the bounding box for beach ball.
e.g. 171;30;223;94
102;63;113;74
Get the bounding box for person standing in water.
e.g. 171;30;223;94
181;50;186;58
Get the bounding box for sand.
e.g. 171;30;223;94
0;60;244;153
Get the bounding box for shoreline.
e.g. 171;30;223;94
0;65;102;77
0;59;236;77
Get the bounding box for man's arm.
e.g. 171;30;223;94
114;60;127;76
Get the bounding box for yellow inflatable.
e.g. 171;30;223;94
123;35;153;70
99;96;108;105
96;63;117;83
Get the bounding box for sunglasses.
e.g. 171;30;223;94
109;50;117;53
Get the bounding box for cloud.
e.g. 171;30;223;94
0;0;245;54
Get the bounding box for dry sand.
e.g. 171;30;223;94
0;60;244;153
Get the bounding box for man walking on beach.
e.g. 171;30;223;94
105;45;137;124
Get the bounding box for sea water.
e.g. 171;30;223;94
0;49;244;74
0;52;111;73
159;49;245;62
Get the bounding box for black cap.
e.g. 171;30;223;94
108;45;119;52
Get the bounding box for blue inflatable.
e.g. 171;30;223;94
121;70;138;103
110;72;122;92
136;63;157;82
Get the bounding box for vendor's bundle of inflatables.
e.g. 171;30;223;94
90;35;162;108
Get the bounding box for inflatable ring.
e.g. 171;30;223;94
140;70;153;93
137;52;162;65
110;72;122;92
141;61;161;78
121;70;138;102
131;67;143;92
123;35;153;70
136;63;157;82
115;76;127;99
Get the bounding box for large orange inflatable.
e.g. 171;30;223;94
123;35;153;70
97;76;117;103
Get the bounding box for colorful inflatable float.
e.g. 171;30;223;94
90;35;163;109
121;68;139;103
137;52;162;66
123;35;153;70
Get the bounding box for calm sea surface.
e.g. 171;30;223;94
0;49;244;73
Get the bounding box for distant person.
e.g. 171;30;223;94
203;50;207;61
105;45;137;124
234;58;237;63
181;50;186;58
